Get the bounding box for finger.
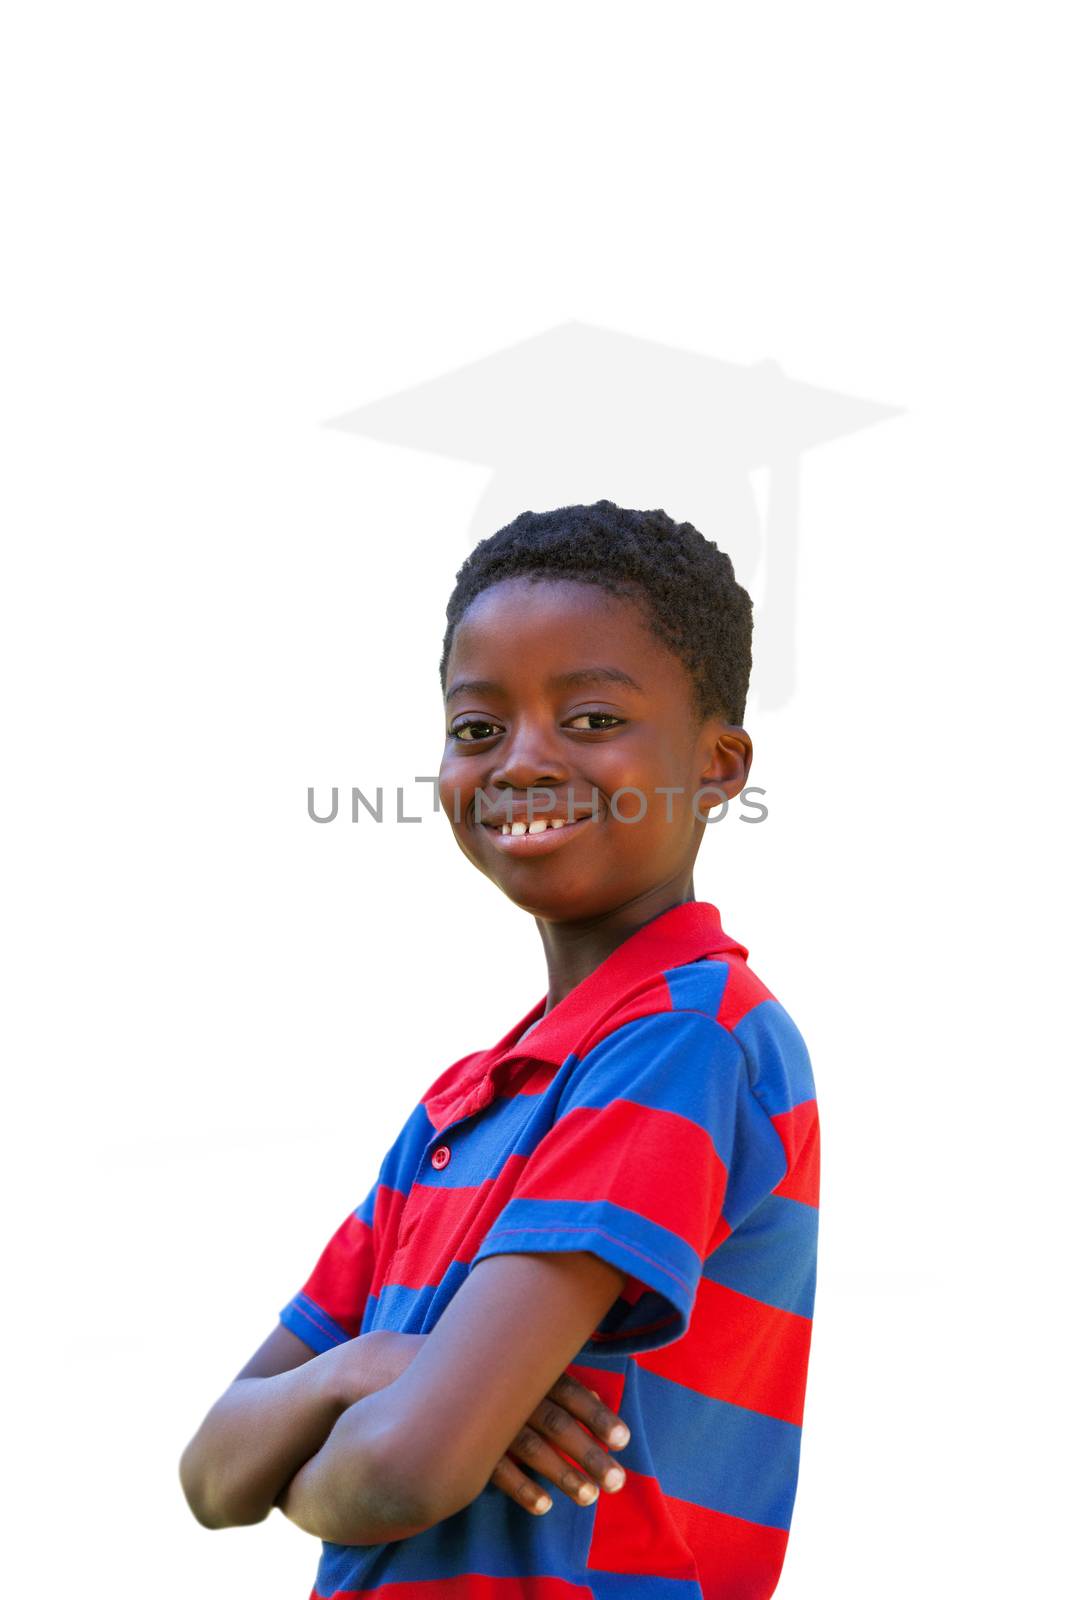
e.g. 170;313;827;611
489;1453;553;1516
547;1372;631;1451
528;1395;627;1493
507;1423;603;1507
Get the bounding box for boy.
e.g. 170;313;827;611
180;501;819;1599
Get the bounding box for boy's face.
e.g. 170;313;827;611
439;577;751;924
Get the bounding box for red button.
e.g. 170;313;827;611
430;1145;451;1170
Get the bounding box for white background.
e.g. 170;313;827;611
2;5;1063;1596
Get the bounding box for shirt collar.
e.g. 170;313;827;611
494;898;747;1069
424;901;747;1127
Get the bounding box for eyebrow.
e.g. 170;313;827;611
445;666;644;704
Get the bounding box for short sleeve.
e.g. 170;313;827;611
470;1009;789;1356
279;1179;379;1353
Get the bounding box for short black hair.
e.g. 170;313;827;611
439;500;753;724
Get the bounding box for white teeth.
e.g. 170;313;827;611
493;815;580;837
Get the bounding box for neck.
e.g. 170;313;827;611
534;874;697;1013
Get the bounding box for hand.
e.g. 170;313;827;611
336;1332;629;1515
490;1369;629;1515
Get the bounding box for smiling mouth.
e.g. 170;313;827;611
485;817;580;835
479;814;595;853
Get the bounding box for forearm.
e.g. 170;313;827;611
180;1336;387;1530
279;1253;629;1546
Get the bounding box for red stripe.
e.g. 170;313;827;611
574;975;673;1058
368;1184;407;1297
585;1466;704;1580
666;1492;789;1600
587;1466;788;1591
303;1213;374;1336
715;954;775;1032
515;1101;727;1257
385;1154;527;1290
771;1101;820;1206
419;1049;485;1132
636;1277;812;1424
508;1060;560;1097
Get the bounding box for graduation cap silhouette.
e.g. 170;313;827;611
330;322;901;709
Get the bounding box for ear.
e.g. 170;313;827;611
693;721;753;812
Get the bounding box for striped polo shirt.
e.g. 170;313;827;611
280;899;819;1599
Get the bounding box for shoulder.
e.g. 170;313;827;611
553;961;747;1145
563;948;773;1058
713;953;816;1118
645;946;815;1114
561;950;814;1117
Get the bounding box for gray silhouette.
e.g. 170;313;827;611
329;322;901;709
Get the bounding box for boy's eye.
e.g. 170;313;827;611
566;711;625;731
451;718;503;742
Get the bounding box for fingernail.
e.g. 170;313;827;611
577;1483;598;1505
604;1466;625;1491
535;1495;552;1513
608;1424;630;1448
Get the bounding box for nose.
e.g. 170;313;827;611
490;716;568;792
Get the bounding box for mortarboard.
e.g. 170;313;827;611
329;322;901;708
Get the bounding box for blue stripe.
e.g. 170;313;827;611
314;1471;593;1591
624;1366;802;1530
378;1103;436;1194
562;1011;745;1166
721;1088;788;1229
733;999;816;1116
472;1195;701;1347
278;1292;351;1353
416;1089;554;1186
663;957;730;1018
369;1261;474;1333
703;1193;818;1317
588;1579;704;1600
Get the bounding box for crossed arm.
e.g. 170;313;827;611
179;1248;630;1545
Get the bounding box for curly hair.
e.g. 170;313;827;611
439;500;753;724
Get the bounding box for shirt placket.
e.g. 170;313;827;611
393;1070;501;1257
